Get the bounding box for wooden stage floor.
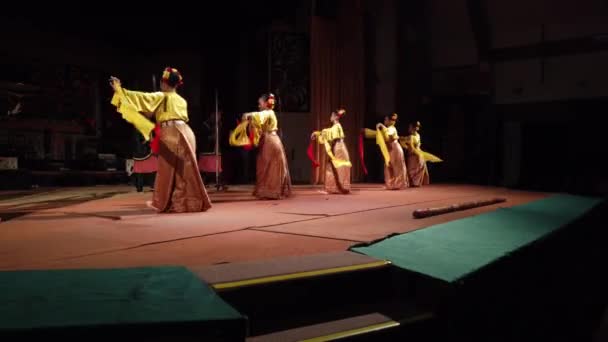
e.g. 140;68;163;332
0;184;547;271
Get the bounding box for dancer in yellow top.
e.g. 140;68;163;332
361;113;409;190
310;108;352;194
110;67;211;213
230;93;292;199
401;121;442;186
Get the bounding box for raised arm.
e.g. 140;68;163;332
108;77;156;140
375;123;392;141
121;89;166;115
241;112;256;121
110;77;165;115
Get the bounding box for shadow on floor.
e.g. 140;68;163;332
0;191;128;222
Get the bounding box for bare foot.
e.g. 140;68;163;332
145;200;158;211
317;190;329;195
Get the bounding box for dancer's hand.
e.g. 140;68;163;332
376;123;383;130
310;133;316;140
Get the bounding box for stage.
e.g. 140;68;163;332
0;184;547;271
2;184;606;341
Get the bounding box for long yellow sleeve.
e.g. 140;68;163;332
230;109;277;147
120;89;166;115
249;110;278;132
311;125;351;169
362;126;390;166
399;134;443;163
111;87;156;141
398;135;411;149
315;124;345;144
384;126;399;142
364;128;376;139
229;120;260;147
376;128;390;166
311;130;324;144
422;151;443;163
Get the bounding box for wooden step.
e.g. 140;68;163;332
248;312;433;342
190;251;390;291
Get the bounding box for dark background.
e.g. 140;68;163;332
1;0;607;194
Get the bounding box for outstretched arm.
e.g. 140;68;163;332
108;77;156;141
110;77;165;116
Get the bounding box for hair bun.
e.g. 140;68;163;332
161;67;183;87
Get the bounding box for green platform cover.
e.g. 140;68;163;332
351;195;601;282
0;266;243;332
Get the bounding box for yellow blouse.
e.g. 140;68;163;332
400;133;420;151
110;86;189;141
385;125;399;141
362;125;393;166
312;123;351;169
365;125;398;142
400;133;443;163
228;109;277;147
410;132;421;148
250;109;278;132
314;123;345;144
118;89;189;123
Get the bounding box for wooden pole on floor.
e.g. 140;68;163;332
413;198;507;219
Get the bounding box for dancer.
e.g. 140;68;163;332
361;113;409;190
110;67;211;213
230;93;292;199
401;121;442;187
309;108;352;194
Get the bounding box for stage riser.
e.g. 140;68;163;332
215;266;442;340
336;319;438;342
0;267;246;341
437;200;608;341
248;318;438;342
1;324;244;341
220;267;396;336
219;198;607;340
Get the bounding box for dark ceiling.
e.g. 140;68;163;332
5;0;298;52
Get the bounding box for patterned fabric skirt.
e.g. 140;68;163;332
406;151;430;187
324;140;351;194
152;124;212;213
254;132;292;199
384;140;409;190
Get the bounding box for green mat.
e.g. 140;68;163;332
0;266;243;332
351;195;602;283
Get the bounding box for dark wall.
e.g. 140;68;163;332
4;3;607;192
0;17;206;161
421;0;608;194
498;98;608;195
